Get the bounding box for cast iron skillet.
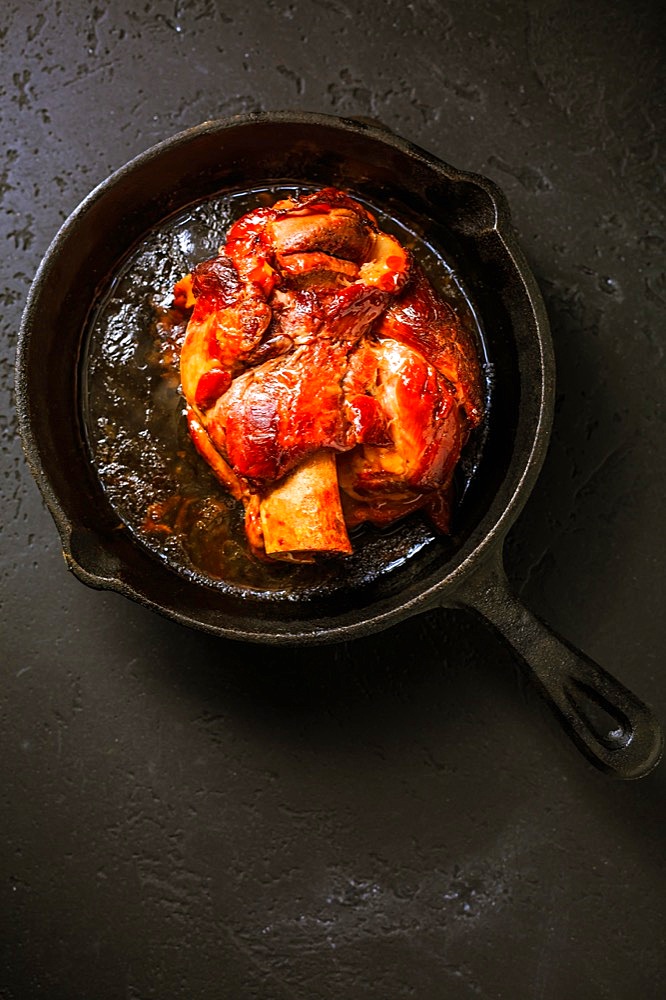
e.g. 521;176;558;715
15;112;662;779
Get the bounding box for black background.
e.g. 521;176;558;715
2;2;665;997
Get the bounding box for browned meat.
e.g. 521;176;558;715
177;187;484;561
377;266;484;427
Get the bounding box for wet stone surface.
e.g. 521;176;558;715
2;2;665;999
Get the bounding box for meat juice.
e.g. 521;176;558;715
83;185;490;596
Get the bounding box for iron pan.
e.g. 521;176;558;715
15;112;662;778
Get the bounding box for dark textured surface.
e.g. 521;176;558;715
1;1;665;998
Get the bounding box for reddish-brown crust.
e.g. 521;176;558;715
377;266;484;427
207;341;350;483
177;187;484;558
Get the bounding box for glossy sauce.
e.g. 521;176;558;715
83;185;490;595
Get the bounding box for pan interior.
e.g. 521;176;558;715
81;182;495;605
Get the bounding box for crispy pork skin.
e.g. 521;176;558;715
178;188;483;561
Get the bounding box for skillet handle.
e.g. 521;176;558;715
454;554;663;779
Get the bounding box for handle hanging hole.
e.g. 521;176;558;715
563;678;632;750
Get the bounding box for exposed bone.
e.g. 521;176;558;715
259;450;352;561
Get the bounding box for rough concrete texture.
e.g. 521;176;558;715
1;2;665;998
